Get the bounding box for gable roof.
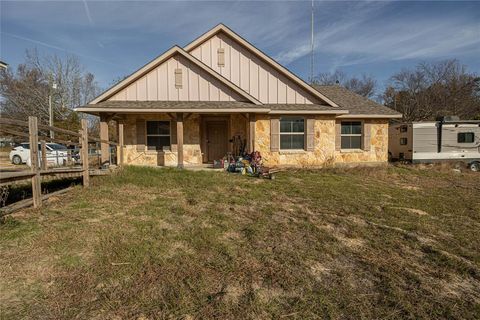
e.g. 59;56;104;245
313;85;402;118
184;24;339;108
89;46;261;105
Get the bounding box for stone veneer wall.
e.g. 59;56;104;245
255;115;389;167
120;113;248;166
118;113;388;167
334;119;389;164
121;114;202;166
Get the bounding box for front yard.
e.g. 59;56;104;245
1;165;479;319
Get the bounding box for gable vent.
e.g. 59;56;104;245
174;68;183;88
217;48;225;67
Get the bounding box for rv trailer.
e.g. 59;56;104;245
389;116;480;171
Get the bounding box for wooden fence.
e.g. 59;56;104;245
0;116;122;212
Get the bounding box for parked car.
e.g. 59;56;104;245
9;143;70;167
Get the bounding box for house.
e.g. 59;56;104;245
76;24;401;168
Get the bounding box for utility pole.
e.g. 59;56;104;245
310;0;314;84
49;81;57;139
49;95;54;139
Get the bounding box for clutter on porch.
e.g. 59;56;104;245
214;140;283;179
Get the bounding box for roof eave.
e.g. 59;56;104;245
75;107;271;113
269;110;348;115
336;114;403;119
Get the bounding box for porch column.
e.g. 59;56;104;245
176;112;184;169
248;113;256;152
118;121;124;165
100;114;109;166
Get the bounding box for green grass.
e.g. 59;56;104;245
1;165;479;319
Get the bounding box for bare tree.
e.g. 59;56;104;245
313;70;347;86
313;70;377;98
0;49;101;129
384;59;480;121
343;75;376;98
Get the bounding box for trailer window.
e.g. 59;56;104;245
458;132;474;143
400;138;408;145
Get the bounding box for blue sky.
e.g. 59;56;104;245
1;1;479;92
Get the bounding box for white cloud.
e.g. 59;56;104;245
274;1;480;68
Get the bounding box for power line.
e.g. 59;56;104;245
310;0;315;84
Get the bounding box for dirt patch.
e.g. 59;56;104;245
392;206;429;216
224;284;244;302
441;275;480;302
309;261;331;280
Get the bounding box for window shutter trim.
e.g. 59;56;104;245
174;68;182;88
136;119;146;152
270;117;280;152
306;117;315;151
335;121;341;151
363;122;371;151
218;48;225;67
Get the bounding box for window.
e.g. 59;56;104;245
217;48;225;67
458;132;474;143
146;121;170;151
47;143;67;150
400;137;408;145
341;121;362;149
400;125;408;132
280;117;304;150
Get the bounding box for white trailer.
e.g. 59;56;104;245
389;117;480;171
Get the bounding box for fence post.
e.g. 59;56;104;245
40;140;47;171
28;116;42;208
81;119;90;187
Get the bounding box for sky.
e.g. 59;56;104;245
1;0;479;93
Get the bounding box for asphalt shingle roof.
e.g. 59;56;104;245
313;85;402;116
78;86;401;117
77;101;347;114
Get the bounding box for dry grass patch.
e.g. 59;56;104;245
1;165;479;319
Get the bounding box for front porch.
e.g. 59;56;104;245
100;112;257;168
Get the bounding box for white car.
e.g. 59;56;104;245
9;143;69;167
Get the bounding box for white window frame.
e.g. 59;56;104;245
146;120;171;151
279;116;305;150
340;121;363;150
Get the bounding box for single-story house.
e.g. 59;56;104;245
76;24;401;168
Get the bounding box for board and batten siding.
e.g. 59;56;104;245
189;32;321;105
108;53;245;102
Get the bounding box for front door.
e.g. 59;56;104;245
206;121;228;162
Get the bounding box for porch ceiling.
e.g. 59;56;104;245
74;101;347;116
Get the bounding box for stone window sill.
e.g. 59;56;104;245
340;149;365;153
279;149;308;154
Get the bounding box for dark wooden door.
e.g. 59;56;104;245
206;121;228;162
